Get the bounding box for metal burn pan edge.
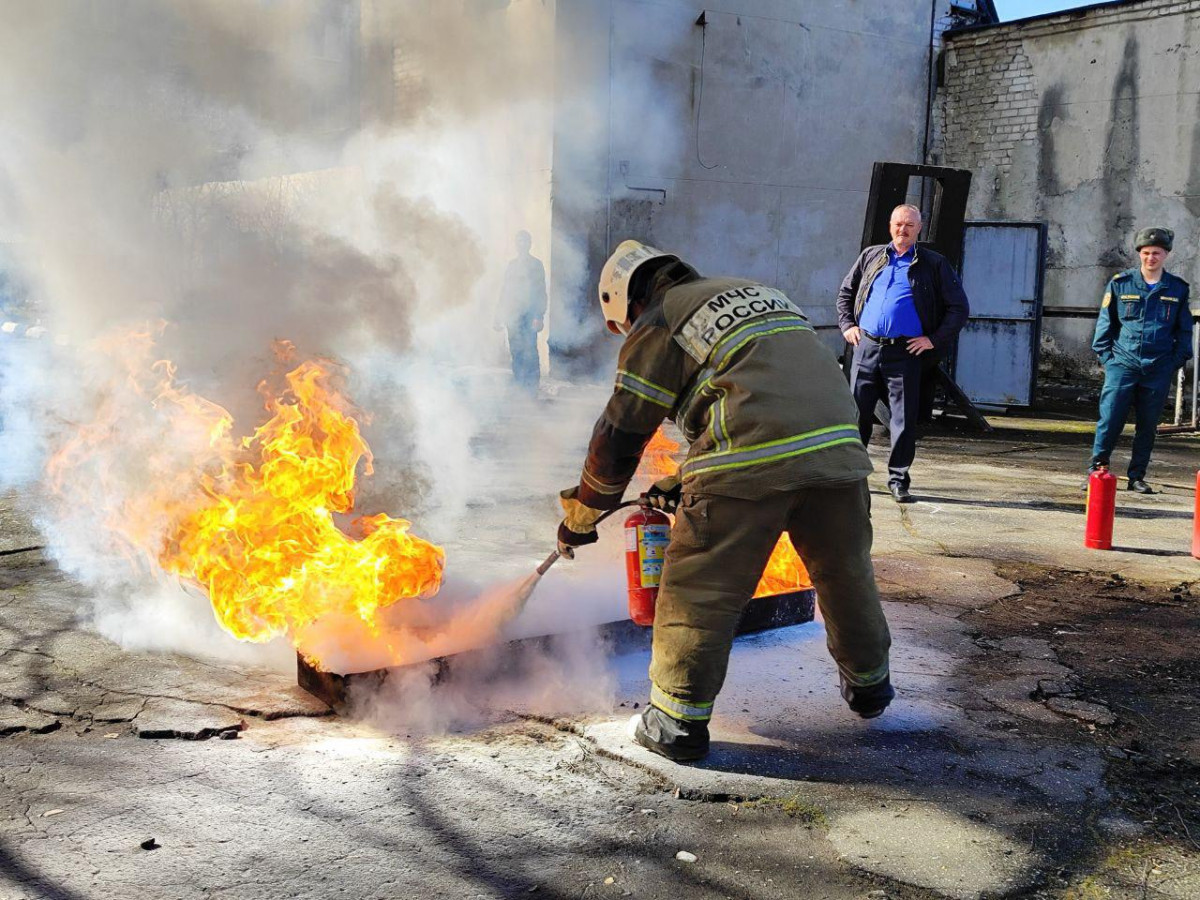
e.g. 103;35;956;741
297;588;816;712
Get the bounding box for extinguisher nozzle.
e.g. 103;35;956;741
537;550;563;573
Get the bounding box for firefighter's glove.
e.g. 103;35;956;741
641;473;682;514
557;487;603;559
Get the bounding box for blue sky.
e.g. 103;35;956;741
993;0;1092;20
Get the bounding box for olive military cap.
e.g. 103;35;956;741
1134;227;1173;252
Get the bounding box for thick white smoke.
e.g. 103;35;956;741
0;0;659;725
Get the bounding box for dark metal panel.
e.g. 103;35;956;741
860;162;973;269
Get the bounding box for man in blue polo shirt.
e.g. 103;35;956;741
836;204;970;502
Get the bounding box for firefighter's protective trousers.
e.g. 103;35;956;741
648;480;888;721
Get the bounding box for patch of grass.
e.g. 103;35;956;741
739;794;827;826
1063;842;1171;900
1062;875;1109;900
1099;842;1162;874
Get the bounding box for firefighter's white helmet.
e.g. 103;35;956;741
597;240;676;335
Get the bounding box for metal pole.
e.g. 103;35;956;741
1192;322;1199;430
1174;367;1185;426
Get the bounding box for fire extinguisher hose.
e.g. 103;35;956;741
502;499;644;628
536;499;640;575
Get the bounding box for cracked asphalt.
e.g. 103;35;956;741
2;387;1199;900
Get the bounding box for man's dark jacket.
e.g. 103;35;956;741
836;244;970;353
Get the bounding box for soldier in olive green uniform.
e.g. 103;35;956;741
556;241;892;762
1090;227;1193;494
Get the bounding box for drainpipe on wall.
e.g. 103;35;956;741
920;0;938;214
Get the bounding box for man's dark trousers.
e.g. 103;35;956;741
851;335;922;490
506;319;540;394
1090;361;1173;481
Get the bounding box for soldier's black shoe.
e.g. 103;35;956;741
1127;479;1157;495
889;484;914;504
839;675;895;719
633;706;710;762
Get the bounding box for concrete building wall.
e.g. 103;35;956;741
547;0;992;368
938;0;1200;372
362;0;559;370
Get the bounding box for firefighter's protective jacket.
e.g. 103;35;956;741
576;271;873;509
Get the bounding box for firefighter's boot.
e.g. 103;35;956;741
839;674;894;719
633;706;710;762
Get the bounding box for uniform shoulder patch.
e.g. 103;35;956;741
674;284;806;364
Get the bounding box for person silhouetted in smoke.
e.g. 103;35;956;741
495;230;547;396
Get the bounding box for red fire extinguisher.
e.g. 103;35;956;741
625;506;672;626
1191;470;1200;560
1084;465;1117;550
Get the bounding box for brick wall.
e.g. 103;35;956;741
936;0;1200;368
938;41;1038;177
928;1;997;166
939;0;1200;178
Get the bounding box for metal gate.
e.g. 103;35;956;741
954;221;1046;408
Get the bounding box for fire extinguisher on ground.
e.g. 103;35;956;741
1084;465;1117;550
624;505;672;626
1191;470;1200;560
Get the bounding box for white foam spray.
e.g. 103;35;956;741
0;1;676;726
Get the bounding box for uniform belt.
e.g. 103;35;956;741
863;332;914;346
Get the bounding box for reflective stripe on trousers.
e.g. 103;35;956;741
650;684;714;722
837;660;890;688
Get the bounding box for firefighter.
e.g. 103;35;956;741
1089;227;1193;493
557;240;893;762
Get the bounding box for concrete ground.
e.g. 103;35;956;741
1;378;1198;900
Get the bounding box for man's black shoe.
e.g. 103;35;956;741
889;484;914;504
633;706;710;762
1127;479;1157;495
839;675;895;719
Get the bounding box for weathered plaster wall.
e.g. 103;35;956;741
548;0;985;368
939;0;1200;369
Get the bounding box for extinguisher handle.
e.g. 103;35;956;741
551;500;639;564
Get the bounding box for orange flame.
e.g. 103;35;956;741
47;332;444;651
642;427;682;476
159;360;444;643
752;533;812;597
636;427;811;596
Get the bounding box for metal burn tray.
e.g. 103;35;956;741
298;588;816;712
